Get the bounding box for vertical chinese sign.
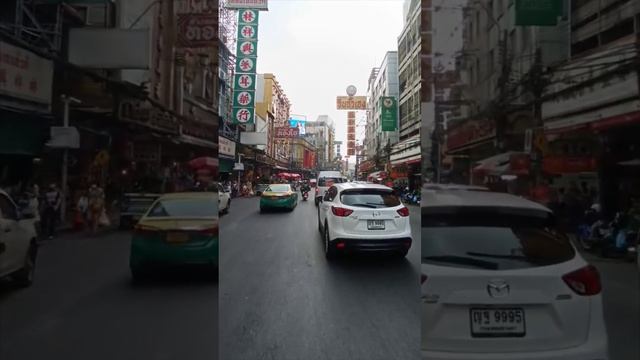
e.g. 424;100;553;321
380;96;398;131
224;0;268;125
232;8;259;124
347;111;356;156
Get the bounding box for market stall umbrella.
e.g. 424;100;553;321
188;157;218;170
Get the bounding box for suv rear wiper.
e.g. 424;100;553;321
422;255;499;270
348;203;378;208
466;252;528;261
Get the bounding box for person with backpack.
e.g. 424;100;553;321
42;183;62;239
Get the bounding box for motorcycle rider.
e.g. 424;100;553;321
300;180;311;199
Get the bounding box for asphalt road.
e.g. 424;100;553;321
581;252;639;360
219;196;421;360
0;230;218;360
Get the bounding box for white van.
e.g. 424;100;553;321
315;171;348;206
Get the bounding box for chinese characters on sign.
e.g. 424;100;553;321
232;8;263;124
234;74;255;89
347;111;356;156
275;127;299;138
0;41;53;105
336;96;367;110
236;57;256;73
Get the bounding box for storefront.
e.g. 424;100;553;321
541;40;640;216
219;135;236;181
0;39;54;189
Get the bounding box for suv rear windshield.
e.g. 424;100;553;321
421;208;574;270
318;177;346;186
341;189;401;208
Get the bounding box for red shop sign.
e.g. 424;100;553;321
509;153;531;175
446;118;496;151
542;156;597;174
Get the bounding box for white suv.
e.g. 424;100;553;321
0;189;38;287
421;189;609;360
317;183;412;259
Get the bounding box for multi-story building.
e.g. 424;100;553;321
365;51;400;169
289;137;317;173
392;0;422;188
446;0;569;184
307;115;335;170
541;0;640;216
365;67;380;159
0;0;219;202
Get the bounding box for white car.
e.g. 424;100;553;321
0;189;38;287
314;171;348;206
216;183;231;214
421;190;609;360
317;183;412;259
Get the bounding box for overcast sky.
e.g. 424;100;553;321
255;0;404;160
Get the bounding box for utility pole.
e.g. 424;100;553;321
60;95;81;223
496;29;510;152
529;47;545;185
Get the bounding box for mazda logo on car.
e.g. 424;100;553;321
487;280;510;298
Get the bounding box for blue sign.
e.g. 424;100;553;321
288;118;306;135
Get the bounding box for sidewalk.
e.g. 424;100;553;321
48;207;121;237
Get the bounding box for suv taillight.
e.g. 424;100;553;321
331;206;353;217
562;265;602;296
397;206;410;217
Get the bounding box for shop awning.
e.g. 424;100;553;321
473;152;530;176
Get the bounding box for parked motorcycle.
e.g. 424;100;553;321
577;206;600;251
587;212;637;260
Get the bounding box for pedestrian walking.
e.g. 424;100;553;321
88;184;105;234
42;184;62;239
76;192;89;230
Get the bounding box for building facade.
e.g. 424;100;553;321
0;0;219;215
306;115;335;170
445;0;569;186
541;0;640;216
365;51;400;168
391;0;422;187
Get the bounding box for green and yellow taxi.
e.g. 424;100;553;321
259;184;298;212
129;192;218;281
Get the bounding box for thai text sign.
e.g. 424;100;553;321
337;96;367;110
0;41;53;105
225;0;268;10
380;96;397;131
275;127;299;138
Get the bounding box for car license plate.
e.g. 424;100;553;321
470;308;525;337
367;220;385;230
166;232;189;243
